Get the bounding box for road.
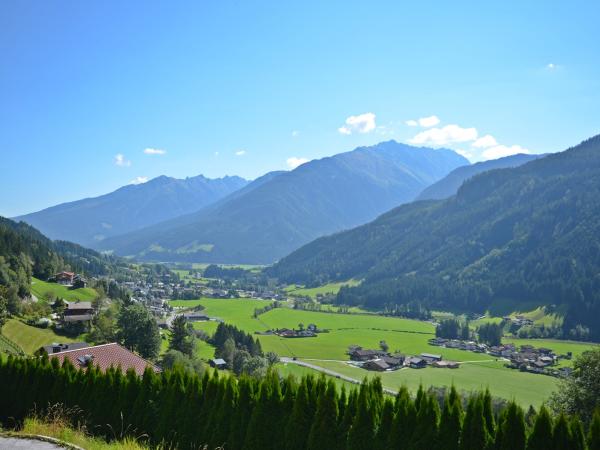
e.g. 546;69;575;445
0;437;65;449
280;357;399;395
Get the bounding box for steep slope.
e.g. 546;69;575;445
99;141;468;263
416;153;542;200
268;135;600;340
15;175;248;247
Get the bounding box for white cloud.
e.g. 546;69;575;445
338;112;376;135
482;144;530;160
130;176;148;185
418;115;440;127
286;157;309;169
472;134;498;149
410;124;478;146
291;130;300;138
235;150;246;156
405;119;418;127
144;148;166;155
547;63;556;70
114;154;131;167
455;148;473;159
214;151;220;156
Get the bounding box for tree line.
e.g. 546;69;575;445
1;353;599;450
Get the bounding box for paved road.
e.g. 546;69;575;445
280;357;399;395
0;437;64;449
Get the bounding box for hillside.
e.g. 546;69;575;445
16;174;248;248
268;135;600;341
98;141;468;264
416;153;542;200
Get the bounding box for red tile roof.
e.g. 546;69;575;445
49;343;160;376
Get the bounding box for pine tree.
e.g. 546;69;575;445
460;395;491;450
412;393;440;450
168;314;194;357
347;383;376;450
438;388;463;450
228;376;254;450
552;414;574;450
388;388;417;450
307;381;339;450
589;409;600;450
375;398;394;450
526;406;554;450
569;416;586;450
496;401;526;450
285;377;314;450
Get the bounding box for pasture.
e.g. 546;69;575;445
1;319;81;354
31;277;98;302
170;297;599;407
284;280;360;298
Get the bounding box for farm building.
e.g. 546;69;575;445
210;358;227;369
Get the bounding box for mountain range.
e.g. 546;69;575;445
268;135;600;340
96;141;468;263
15;175;248;248
416;153;542;201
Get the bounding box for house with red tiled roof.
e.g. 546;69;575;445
48;342;161;376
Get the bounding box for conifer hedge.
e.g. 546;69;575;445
0;354;598;450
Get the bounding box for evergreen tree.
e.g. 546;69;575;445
460;395;491;450
412;393;440;450
569;416;587;450
552;414;574;450
526;406;554;450
589;409;600;450
228;376;254;450
285;377;314;450
347;383;376;450
388;388;417;450
168;315;194;357
375;398;394;450
495;401;526;450
438;387;463;450
307;381;339;450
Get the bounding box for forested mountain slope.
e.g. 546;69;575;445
98;141;468;264
269;135;600;341
416;153;542;200
16;175;248;248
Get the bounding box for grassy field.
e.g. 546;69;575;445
31;277;98;302
1;319;81;354
284;280;360;298
302;359;558;408
170;297;599;407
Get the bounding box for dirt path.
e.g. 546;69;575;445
0;437;65;449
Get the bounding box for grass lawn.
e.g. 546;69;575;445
275;361;359;391
31;277;98;302
284;280;360;299
305;359;558;408
1;319;82;354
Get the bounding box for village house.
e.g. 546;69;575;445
405;357;427;369
363;359;390;371
63;301;95;324
420;353;443;363
432;360;460;369
54;271;75;285
47;343;161;376
209;358;227;369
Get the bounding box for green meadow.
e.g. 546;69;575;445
31;277;98;302
298;359;558;408
1;319;80;354
168;297;599;407
284;280;360;298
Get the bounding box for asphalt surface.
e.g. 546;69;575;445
0;437;64;449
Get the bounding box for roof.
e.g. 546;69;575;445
67;302;93;310
63;314;94;322
49;343;160;376
41;342;89;354
365;359;390;370
211;358;227;365
56;271;75;277
420;353;442;359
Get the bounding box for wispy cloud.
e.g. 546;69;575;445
291;130;300;138
286;157;309;169
405;115;440;128
482;144;530;159
114;154;131;167
410;124;478;146
235;150;246;156
472;134;498;148
338;112;376;135
144;148;166;155
130;176;148;185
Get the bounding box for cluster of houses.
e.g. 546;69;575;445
348;346;460;372
271;324;320;338
503;315;534;327
428;337;572;377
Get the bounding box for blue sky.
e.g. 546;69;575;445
1;1;599;217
